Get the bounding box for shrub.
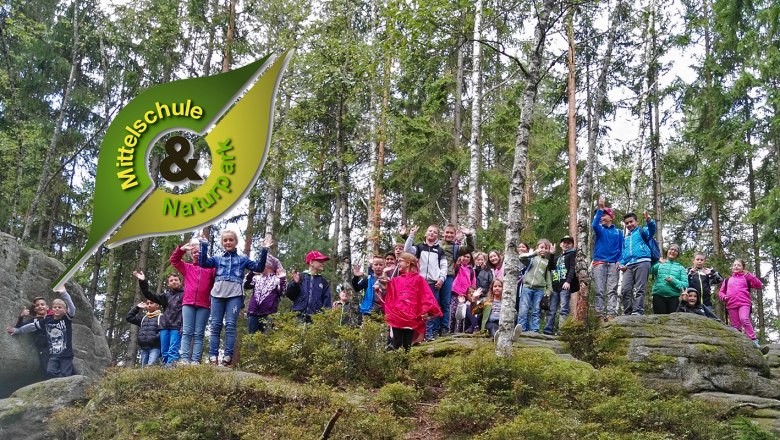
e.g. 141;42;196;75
241;311;407;386
376;382;419;416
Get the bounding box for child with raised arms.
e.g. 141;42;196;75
199;230;272;366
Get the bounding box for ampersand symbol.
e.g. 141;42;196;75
160;136;203;182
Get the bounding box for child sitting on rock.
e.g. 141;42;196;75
676;288;720;322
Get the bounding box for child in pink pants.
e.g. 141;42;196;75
718;259;766;353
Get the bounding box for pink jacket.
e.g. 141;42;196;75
452;264;476;296
718;272;762;309
170;246;216;309
384;272;443;333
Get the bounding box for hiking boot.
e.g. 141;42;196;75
221;356;232;367
753;340;770;355
209;356;219;365
439;329;450;337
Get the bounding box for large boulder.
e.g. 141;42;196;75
0;375;93;440
0;232;111;397
597;313;780;399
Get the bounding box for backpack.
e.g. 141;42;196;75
639;228;661;264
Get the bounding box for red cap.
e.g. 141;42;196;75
305;250;330;265
603;207;614;219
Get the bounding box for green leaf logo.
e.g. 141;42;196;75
54;51;293;289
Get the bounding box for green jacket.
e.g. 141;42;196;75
651;260;688;297
520;252;553;295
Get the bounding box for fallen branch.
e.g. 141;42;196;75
320;408;343;440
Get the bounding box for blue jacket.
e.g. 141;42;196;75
199;242;267;283
286;272;332;316
620;220;656;266
592;210;624;263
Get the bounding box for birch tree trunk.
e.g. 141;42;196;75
22;0;80;240
566;11;577;241
467;0;483;230
496;0;556;356
451;17;465;226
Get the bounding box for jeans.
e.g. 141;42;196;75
248;315;272;334
517;286;544;332
181;305;210;363
544;290;571;335
159;329;181;364
593;262;620;316
46;357;74;378
209;295;244;359
439;275;454;332
621;261;650;315
425;281;442;338
140;348;161;368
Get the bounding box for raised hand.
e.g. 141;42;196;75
19;308;30;317
137;302;148;309
292;271;301;283
598;196;606;210
262;235;274;248
643;211;651;221
53;285;67;293
132;271;145;281
277;268;286;278
461;228;473;236
353;265;364;277
410;225;420;236
399;225;408;236
5;326;16;336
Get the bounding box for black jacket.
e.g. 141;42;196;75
552;249;579;293
475;267;493;293
139;279;183;330
125;307;162;349
687;268;723;299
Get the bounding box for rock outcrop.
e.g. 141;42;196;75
0;232;111;397
0;375;93;440
596;313;779;398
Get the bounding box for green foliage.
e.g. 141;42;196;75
241;311;407;387
375;382;419;417
50;366;406;440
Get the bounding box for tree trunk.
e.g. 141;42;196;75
103;249;118;349
496;0;556;357
649;0;662;244
22;0;80;241
746;135;765;341
336;97;352;287
222;0;238;73
467;0;483;230
369;52;390;257
244;192;257;256
88;247;103;308
451;13;465;226
702;0;723;260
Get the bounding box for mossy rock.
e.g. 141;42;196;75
594;314;780;399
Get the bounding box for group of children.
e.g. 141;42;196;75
6;217;771;374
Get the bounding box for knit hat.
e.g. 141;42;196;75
305;250;330;264
266;254;283;272
603;207;615;219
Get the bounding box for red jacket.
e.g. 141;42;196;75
384;271;443;333
718;271;762;309
170;246;216;309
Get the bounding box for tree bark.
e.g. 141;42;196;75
747;134;765;341
222;0;238;73
369;52;390;257
467;0;483;230
336;97;352;287
451;12;465;226
649;0;663;244
22;0;80;241
496;0;556;357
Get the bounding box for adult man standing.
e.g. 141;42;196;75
619;211;656;315
592;197;623;320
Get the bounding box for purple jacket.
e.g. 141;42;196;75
244;272;286;316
